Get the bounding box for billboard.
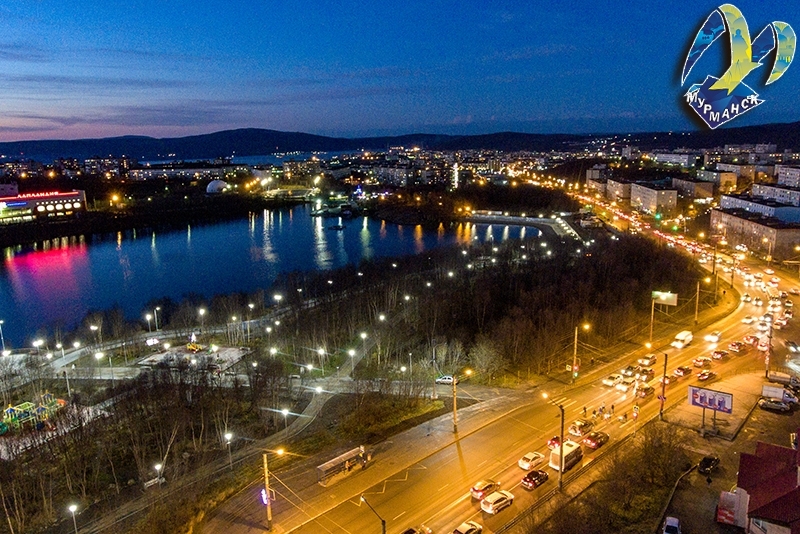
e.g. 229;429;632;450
652;291;678;306
689;386;733;414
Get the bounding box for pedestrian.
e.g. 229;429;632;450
583;406;587;417
592;409;597;419
611;404;615;415
590;357;595;365
706;476;712;486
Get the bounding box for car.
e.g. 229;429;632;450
620;365;637;377
616;377;637;392
771;276;781;284
765;268;775;275
758;397;792;413
742;315;755;324
758;341;770;352
635;366;655;381
697;370;716;381
787;340;799;353
743;334;759;345
521;469;549;490
518;452;544;470
698;455;720;474
637;353;657;366
711;350;728;360
453;521;482;534
435;375;458;385
728;341;745;353
768;280;779;288
568;419;594;437
661;515;681;534
790;288;800;296
692;356;711;368
480;490;514;514
470;479;500;500
673;366;692;377
785;309;794;318
636;384;655;398
775;318;788;328
785;299;794;308
704;330;722;342
547;435;560;449
402;527;433;534
753;297;764;306
757;321;770;332
582;431;609;449
602;374;623;387
659;375;671;385
740;293;752;302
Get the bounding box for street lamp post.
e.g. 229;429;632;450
198;308;206;333
542;393;565;492
68;504;78;534
452;369;472;433
33;339;43;356
572;324;589;383
145;314;152;333
155;463;163;488
360;495;387;534
56;342;65;360
95;352;113;380
154;307;161;331
659;353;668;420
281;408;289;431
0;319;5;352
224;432;233;470
263;448;285;531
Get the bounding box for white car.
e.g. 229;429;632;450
637;354;657;366
434;375;458;385
662;516;681;534
741;315;755;324
704;331;722;343
757;322;770;332
602;374;623;387
616;377;636;392
453;521;483;534
480;490;514;514
764;268;775;275
518;451;544;470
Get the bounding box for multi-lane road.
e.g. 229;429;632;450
201;222;800;534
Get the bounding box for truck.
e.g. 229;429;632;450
549;440;583;472
767;371;800;388
762;384;799;404
671;330;693;349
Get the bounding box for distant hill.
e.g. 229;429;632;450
1;121;799;162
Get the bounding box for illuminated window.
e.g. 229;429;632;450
37;206;45;212
73;202;81;209
46;205;54;211
56;204;63;210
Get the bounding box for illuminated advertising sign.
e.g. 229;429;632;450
688;386;733;414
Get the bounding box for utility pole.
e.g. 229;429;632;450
452;377;458;433
659;353;668;420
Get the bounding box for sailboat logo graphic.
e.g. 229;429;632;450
682;4;795;129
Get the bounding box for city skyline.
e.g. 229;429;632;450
1;0;799;142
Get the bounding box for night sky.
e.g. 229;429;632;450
1;0;799;141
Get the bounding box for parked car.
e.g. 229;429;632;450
470;479;500;500
758;397;792;413
453;521;482;534
692;357;712;368
697;370;716;381
480;490;514;514
698;455;720;474
582;431;609;449
728;341;745;353
568;419;594;437
673;366;692;377
602;374;623;387
435;375;458;385
521;469;549;490
518;452;544;470
704;330;722;342
711;350;728;360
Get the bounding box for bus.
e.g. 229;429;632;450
549;440;583;472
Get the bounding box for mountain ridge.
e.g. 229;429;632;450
1;122;799;162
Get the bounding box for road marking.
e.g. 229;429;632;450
437;482;450;492
393;511;406;521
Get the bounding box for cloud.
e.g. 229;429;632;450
482;44;576;62
3;74;191;90
0;43;51;63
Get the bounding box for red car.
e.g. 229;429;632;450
711;350;728;360
728;341;745;353
697;370;716;381
547;435;560;449
743;335;759;345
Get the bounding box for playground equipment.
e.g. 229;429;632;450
1;392;67;435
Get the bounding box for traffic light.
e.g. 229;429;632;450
573;371;578;378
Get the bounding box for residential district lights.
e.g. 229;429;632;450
281;408;289;431
224;432;233;470
154;463;163;488
542;392;565;492
198;308;206;332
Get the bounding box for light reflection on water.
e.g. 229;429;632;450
0;205;538;345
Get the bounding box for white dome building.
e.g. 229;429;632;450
206;179;228;194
